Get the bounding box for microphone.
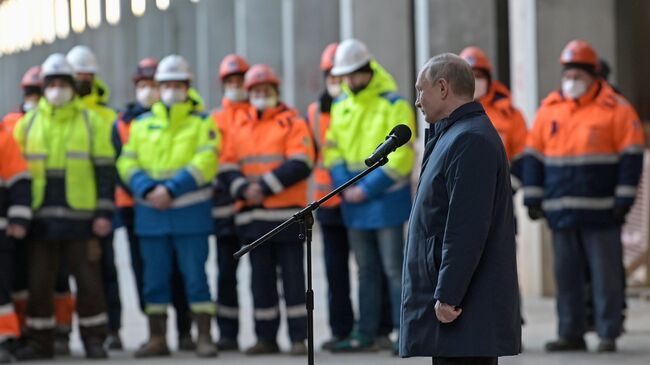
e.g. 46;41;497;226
365;124;412;167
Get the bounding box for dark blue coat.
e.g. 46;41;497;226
400;102;521;358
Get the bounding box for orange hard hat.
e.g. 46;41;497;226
459;46;492;74
21;66;42;89
320;43;338;72
133;57;159;84
244;64;280;90
219;54;250;80
559;39;598;67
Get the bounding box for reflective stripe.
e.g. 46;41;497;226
188;165;206;186
196;145;216;154
121;151;137;159
615;185;637;198
0;303;14;316
622;145;645;155
544;154;619;166
78;313;108;327
212;205;235;219
66;151;90;160
262;172;284;194
25;153;46;161
12;291;28;300
314;183;332;192
46;169;65;178
145;304;168;315
0;218;6;229
125;168;142;184
235;208;298;226
220;163;240;173
137;187;212;208
190;302;216;315
8;206;32;220
217;305;240;319
96;199;115;211
35;207;94;220
286;304;307;318
151;169;181;180
254;306;279;320
26;316;56;330
240;154;285;165
230;177;248;196
524;147;544;161
93;157;114;166
542;197;615;211
6;171;30;187
523;186;544;198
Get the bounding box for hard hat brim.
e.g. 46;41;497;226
330;58;372;77
155;73;192;82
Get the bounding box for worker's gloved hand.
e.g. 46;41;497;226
613;205;631;221
527;205;544;221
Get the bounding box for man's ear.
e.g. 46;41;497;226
439;79;449;100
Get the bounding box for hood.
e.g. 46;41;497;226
341;60;398;101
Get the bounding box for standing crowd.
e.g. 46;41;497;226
0;36;644;362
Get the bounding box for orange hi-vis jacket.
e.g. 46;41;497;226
522;80;645;229
219;103;314;240
478;81;528;190
114;117;135;208
0;124;31;340
1;110;24;136
307;101;341;208
211;98;250;237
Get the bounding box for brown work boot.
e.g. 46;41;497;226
134;314;170;358
245;341;280;355
195;314;218;358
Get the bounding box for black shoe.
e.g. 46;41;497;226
321;337;343;351
245;341;280;355
216;337;239;352
597;339;617;353
14;344;53;361
545;338;587;352
105;332;123;351
85;343;108;359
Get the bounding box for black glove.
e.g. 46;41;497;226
613;205;631;221
527;205;544;221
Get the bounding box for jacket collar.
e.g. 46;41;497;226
427;101;485;143
151;100;195;126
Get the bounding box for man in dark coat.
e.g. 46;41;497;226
400;53;521;365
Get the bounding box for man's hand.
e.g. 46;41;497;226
343;186;367;204
435;300;462;324
92;217;112;237
244;183;264;205
527;205;544;221
146;185;173;210
6;224;27;239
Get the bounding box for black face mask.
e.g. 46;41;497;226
76;80;93;97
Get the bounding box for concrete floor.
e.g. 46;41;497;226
19;228;650;364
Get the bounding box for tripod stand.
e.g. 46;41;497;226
234;157;389;365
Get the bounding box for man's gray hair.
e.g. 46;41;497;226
422;53;475;99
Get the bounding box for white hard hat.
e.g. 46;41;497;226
41;53;75;78
66;45;99;73
155;55;193;82
330;38;372;76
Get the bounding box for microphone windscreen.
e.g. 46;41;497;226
391;124;412;147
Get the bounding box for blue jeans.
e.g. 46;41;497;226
552;226;624;340
139;234;212;312
348;225;404;338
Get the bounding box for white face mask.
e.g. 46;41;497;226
23;100;38;112
160;88;187;106
561;79;588;99
136;86;160;108
250;95;278;111
224;87;248;102
45;87;73;107
326;83;342;98
474;78;489;100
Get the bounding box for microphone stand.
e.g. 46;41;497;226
234;156;389;365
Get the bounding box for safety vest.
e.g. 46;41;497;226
307;101;341;208
13;98;114;212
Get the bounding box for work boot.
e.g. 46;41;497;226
216;337;239;352
245;341;280;355
13;342;53;361
331;331;379;353
53;332;70;356
545;338;587;352
597;338;617;353
0;341;12;364
84;340;108;359
195;314;217;358
290;341;307;356
134;314;170;358
321;336;343;351
178;332;196;351
105;331;123;351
